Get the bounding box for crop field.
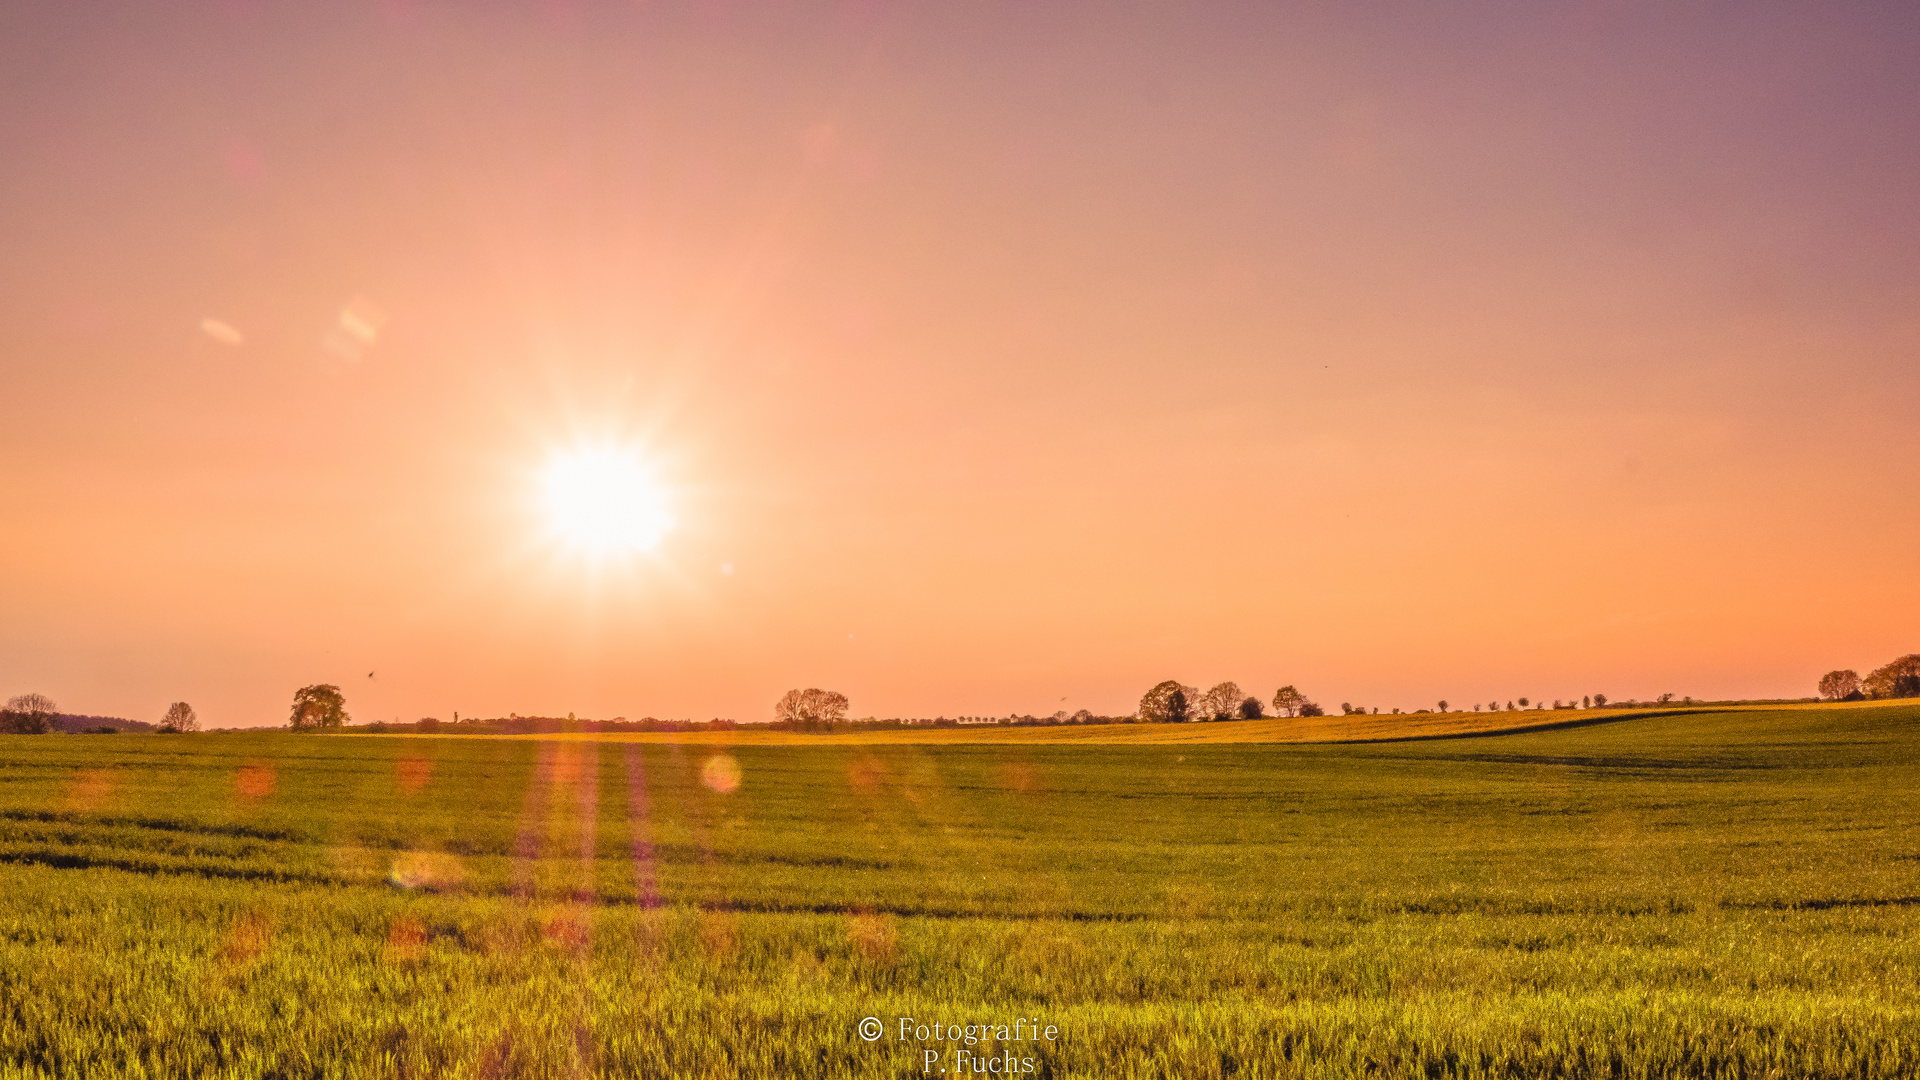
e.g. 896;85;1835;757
0;704;1916;1078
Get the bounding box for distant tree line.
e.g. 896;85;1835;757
1132;685;1643;722
0;694;168;734
767;711;1135;733
55;714;153;733
29;657;1907;742
1820;653;1920;702
274;683;748;735
305;681;1140;735
1136;680;1324;722
349;714;743;735
766;689;1137;732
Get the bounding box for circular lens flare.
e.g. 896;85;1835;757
701;754;741;793
541;448;675;554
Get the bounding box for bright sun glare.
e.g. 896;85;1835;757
540;448;675;554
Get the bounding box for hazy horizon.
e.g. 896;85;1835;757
4;2;1917;729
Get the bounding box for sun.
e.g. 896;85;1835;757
539;448;675;554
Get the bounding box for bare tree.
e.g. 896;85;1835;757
289;685;349;731
807;689;849;724
0;693;56;735
1818;669;1861;701
775;689;804;723
1437;700;1449;712
1138;681;1195;722
1199;682;1244;721
1593;693;1608;708
159;701;199;733
774;688;851;727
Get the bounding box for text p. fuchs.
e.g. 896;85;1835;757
895;1017;1057;1075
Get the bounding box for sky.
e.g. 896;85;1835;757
2;1;1916;728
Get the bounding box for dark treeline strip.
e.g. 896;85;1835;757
342;713;1136;735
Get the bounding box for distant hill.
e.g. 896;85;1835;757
51;713;153;733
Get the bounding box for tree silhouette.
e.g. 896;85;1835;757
1437;700;1449;712
1271;685;1309;718
1199;682;1244;721
1138;680;1194;722
0;693;56;734
1863;655;1920;699
159;701;198;733
1593;693;1608;708
289;685;349;731
774;689;850;728
1818;669;1861;701
1237;696;1263;719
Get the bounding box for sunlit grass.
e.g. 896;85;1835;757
0;703;1915;1077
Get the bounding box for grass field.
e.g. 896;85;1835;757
0;703;1916;1078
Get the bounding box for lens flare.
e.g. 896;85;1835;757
540;448;675;554
384;917;428;964
66;769;116;811
235;762;276;803
387;851;464;892
700;754;741;794
200;318;244;346
395;756;433;795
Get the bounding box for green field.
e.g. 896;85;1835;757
1;704;1916;1078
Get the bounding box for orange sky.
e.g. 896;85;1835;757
3;3;1916;727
